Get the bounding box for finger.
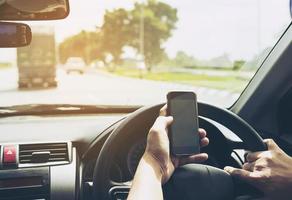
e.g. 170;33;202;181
198;128;207;138
179;153;208;165
224;166;253;182
242;162;255;172
159;104;167;116
171;157;180;168
246;152;263;162
200;137;209;147
264;139;279;151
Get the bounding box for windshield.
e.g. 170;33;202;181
0;0;291;108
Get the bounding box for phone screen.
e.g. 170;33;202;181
168;94;200;155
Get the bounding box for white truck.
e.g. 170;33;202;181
17;26;57;88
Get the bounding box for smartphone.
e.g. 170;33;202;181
167;91;200;156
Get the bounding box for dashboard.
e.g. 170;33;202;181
0;109;244;200
0;113;125;200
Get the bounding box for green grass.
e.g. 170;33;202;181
110;68;248;93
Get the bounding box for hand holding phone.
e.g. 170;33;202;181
167;91;200;156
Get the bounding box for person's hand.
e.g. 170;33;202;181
224;139;292;200
142;105;209;184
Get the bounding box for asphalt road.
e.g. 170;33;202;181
0;68;239;107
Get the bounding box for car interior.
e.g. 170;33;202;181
0;0;291;200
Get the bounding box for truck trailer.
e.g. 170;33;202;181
17;26;57;88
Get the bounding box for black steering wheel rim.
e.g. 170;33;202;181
93;102;267;200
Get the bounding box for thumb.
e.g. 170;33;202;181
224;166;253;182
154;116;173;128
164;116;173;126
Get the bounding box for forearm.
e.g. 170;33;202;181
127;154;163;200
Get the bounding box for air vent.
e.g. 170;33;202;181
19;143;69;164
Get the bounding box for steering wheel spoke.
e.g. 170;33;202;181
108;181;131;200
227;140;246;149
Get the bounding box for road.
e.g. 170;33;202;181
0;68;239;107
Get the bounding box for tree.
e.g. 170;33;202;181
129;0;178;71
233;60;245;71
173;51;198;67
208;53;232;68
101;8;131;67
59;0;178;71
59;30;104;64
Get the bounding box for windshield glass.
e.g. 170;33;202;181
0;0;291;108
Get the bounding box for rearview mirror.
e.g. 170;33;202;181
0;0;69;20
0;22;32;47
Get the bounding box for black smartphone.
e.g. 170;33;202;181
167;91;200;156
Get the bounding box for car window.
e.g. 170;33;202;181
0;0;291;107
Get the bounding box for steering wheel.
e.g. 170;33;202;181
93;103;267;200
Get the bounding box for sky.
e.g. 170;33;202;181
0;0;291;62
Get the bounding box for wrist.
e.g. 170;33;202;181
141;153;164;183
